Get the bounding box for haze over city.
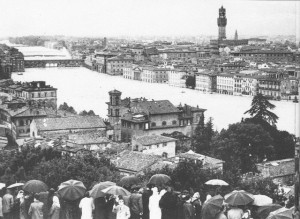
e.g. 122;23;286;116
0;0;299;38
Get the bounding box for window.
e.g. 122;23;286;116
172;120;177;125
31;93;34;98
162;121;167;126
44;92;47;97
163;143;167;146
151;122;156;127
38;93;41;98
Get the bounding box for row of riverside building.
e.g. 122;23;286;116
122;64;299;100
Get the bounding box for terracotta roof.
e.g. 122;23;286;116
115;151;160;173
135;135;176;146
131;100;180;115
33;116;106;131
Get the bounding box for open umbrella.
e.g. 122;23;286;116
0;183;5;190
58;180;86;201
89;181;116;199
119;175;140;188
205;179;229;186
23;180;48;194
102;185;131;196
266;207;293;219
202;195;224;219
225;190;254;206
7;182;25;189
253;194;273;206
148;174;171;187
257;204;282;219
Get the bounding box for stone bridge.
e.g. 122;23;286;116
25;59;84;68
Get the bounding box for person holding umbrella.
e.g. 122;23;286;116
112;196;130;219
79;192;94;219
49;196;60;219
28;194;44;219
227;206;243;219
159;185;178;219
128;185;143;219
2;188;14;219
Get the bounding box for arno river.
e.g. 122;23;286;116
12;67;298;135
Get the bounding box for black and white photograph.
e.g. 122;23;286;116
0;0;300;218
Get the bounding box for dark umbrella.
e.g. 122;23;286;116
101;185;131;196
119;175;140;188
148;174;171;187
225;190;254;206
23;180;48;194
89;181;116;199
202;195;224;219
58;180;86;201
266;207;293;219
257;204;282;219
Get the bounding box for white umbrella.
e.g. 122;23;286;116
205;179;229;186
7;183;25;189
0;183;5;189
253;194;273;206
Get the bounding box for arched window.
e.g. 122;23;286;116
172;120;177;125
151;122;156;127
162;121;167;126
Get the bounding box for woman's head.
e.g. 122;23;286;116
151;187;158;193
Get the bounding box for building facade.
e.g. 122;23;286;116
217;74;234;95
168;69;187;88
195;72;217;93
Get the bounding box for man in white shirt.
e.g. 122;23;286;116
227;206;244;219
79;193;95;219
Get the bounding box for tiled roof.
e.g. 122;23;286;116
178;150;224;167
14;108;47;117
68;133;110;145
135;135;176;146
115;151;160;173
131;100;180;115
33;116;106;131
0;105;29;117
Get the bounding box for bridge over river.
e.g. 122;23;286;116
24;59;84;68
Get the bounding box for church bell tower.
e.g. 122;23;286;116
217;6;227;40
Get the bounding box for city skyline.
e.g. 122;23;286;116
0;0;299;39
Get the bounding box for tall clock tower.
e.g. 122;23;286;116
217;6;227;40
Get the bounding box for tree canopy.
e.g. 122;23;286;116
211;122;274;173
244;93;279;126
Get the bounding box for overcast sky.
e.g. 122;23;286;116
0;0;298;38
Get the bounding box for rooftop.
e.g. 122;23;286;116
131;100;181;115
115;151;160;173
33;116;106;131
134;135;176;146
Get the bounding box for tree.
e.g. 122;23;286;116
58;102;77;114
244;93;279;126
211;122;274;173
192;118;215;154
185;76;195;89
79;110;96;116
27;153;120;189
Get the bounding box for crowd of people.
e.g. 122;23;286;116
1;183;210;219
0;182;291;219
